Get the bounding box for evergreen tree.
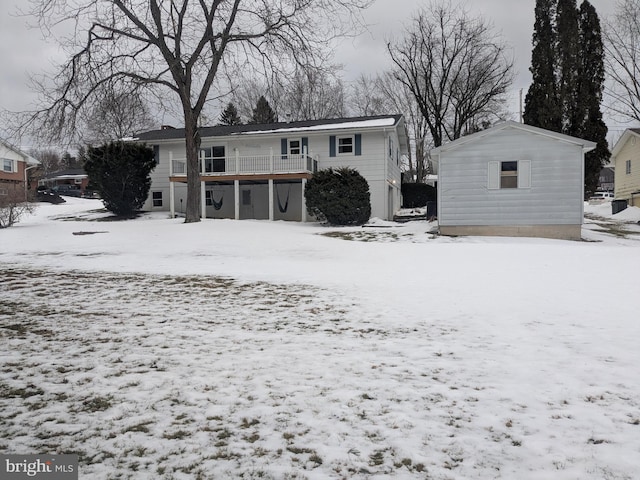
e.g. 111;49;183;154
249;96;278;124
524;0;609;197
218;102;242;126
305;167;371;225
523;0;562;130
577;0;609;196
556;0;580;135
84;141;156;216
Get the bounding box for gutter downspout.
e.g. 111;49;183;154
24;165;37;201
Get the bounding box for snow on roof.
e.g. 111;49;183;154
233;118;397;135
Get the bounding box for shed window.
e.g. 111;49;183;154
500;161;518;189
626;160;632;175
488;160;531;190
152;191;163;207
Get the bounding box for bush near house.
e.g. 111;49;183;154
305;167;371;225
401;183;436;208
84;141;156;216
0;188;36;228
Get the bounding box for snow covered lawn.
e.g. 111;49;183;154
1;199;639;479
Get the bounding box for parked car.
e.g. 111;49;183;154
36;187;66;204
589;191;614;202
51;185;82;197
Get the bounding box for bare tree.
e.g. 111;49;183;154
15;0;371;223
82;83;155;144
349;74;388;117
376;73;433;182
349;73;432;182
28;148;63;175
387;1;514;147
0;189;36;228
603;0;640;122
231;67;345;123
279;68;346;121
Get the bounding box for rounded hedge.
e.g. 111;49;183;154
305;167;371;225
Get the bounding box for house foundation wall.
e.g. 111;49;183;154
439;224;582;241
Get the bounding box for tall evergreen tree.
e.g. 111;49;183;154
577;0;609;196
525;0;608;197
218;102;242;126
249;96;278;124
523;0;562;130
556;0;580;135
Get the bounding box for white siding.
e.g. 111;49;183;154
144;125;403;220
614;135;640;202
439;127;584;227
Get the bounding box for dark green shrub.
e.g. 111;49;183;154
84;141;156;216
401;183;436;208
305;167;371;225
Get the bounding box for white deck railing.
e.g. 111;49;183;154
170;153;317;177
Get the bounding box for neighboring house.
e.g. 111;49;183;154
39;169;90;192
0;138;38;199
597;165;615;192
135;115;409;221
611;129;640;207
431;121;596;240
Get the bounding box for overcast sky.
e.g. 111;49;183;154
0;0;623;146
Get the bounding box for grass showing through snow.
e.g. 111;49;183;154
2;264;639;479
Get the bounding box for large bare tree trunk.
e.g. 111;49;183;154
183;112;201;223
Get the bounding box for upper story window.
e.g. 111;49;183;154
2;159;14;172
201;146;225;173
338;136;354;155
289;139;301;155
626;159;632;175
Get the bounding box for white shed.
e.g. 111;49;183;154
431;121;596;240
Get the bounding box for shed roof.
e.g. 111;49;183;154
431;121;596;156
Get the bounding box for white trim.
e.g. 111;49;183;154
518;160;532;188
432;121;596;155
337;135;355;155
488;160;531;190
488;161;500;190
288;138;302;156
268;179;274;221
2;158;15;173
152;191;163;207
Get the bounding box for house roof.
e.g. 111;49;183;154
611;128;640;158
41;169;87;180
0;137;39;165
135;114;405;142
430;120;597;156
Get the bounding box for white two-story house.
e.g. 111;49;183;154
135;115;409;221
